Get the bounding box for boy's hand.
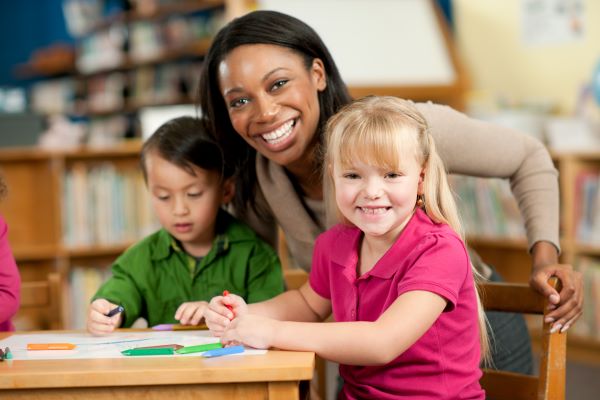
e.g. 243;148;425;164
221;314;276;350
87;299;123;336
175;301;208;325
205;293;248;336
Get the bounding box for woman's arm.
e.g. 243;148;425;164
224;290;446;365
417;102;582;329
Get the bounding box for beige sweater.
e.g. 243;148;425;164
243;102;559;272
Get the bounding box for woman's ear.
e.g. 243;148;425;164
221;177;235;204
311;58;327;92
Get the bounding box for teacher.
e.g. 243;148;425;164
198;10;581;372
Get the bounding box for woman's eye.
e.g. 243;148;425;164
271;79;288;91
229;98;249;108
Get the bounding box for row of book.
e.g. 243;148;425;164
574;171;600;244
77;8;222;74
62;162;159;247
571;257;600;339
449;175;526;239
67;265;112;329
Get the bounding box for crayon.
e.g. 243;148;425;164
175;342;222;354
27;343;76;350
223;290;234;318
121;347;174;356
106;305;124;317
202;345;244;358
151;323;207;331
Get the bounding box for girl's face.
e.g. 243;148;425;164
145;152;234;256
333;155;424;245
218;44;327;170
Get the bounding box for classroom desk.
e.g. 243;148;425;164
0;331;315;400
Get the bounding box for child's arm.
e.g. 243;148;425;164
205;282;331;336
222;290;446;366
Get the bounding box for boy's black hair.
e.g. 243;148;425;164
198;10;352;217
140;116;233;181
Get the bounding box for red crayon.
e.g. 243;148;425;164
223;290;234;318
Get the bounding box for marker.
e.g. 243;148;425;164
202;345;244;358
27;343;76;350
151;323;207;331
121;347;174;356
106;305;124;317
175;342;222;354
223;290;234;318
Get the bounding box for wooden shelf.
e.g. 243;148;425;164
67;243;133;259
467;236;529;250
80;38;212;77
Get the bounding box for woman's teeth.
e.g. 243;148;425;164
262;120;294;144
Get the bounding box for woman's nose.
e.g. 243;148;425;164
255;94;278;122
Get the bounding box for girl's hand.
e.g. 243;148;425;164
221;314;277;350
205;293;248;336
175;301;208;325
87;298;122;336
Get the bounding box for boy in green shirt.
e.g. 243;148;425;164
87;117;284;335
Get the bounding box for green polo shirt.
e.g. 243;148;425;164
93;210;284;327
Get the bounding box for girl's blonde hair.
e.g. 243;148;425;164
323;96;490;363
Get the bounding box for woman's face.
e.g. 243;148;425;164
218;44;327;169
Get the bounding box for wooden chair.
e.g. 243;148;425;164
479;277;566;400
14;272;63;330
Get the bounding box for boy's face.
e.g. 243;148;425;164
145;152;234;256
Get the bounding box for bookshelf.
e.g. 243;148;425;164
28;0;226;143
455;152;600;364
0;141;155;329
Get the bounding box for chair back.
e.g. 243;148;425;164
14;272;63;330
479;277;566;400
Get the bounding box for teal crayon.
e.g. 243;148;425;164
175;342;222;354
121;347;174;356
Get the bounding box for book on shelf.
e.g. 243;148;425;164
62;162;159;247
572;257;600;340
449;175;526;240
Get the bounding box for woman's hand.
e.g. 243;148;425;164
530;241;583;333
175;301;208;325
221;314;277;350
204;292;248;336
86;298;123;336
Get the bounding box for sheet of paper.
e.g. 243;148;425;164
0;331;266;360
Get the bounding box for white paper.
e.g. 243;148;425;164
0;331;266;360
521;0;585;46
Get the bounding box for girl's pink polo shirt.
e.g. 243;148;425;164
309;209;484;399
0;215;20;332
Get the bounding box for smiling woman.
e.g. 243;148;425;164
198;10;582;375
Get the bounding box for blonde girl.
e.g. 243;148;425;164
205;96;488;399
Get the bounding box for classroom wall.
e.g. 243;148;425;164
453;0;600;114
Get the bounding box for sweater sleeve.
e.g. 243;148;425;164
0;216;20;328
416;102;559;252
92;253;143;328
245;239;285;303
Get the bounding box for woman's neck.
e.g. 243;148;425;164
285;151;323;200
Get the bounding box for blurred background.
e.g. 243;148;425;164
1;1;600;399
